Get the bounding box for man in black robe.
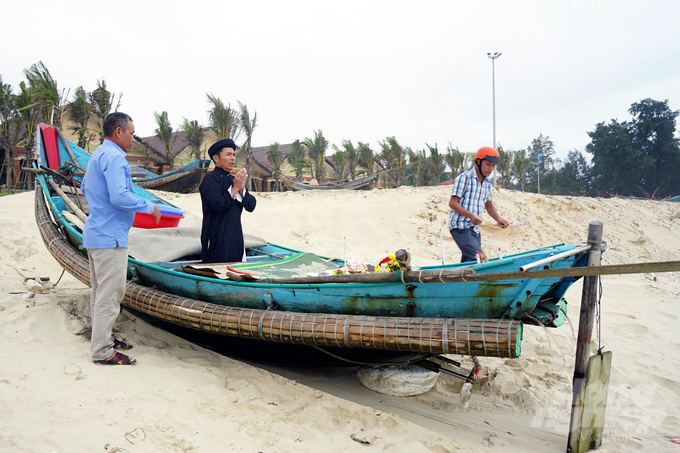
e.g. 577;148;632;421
199;139;257;263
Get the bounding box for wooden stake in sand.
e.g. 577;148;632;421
567;221;611;453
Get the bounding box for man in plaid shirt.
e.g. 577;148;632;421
448;147;509;262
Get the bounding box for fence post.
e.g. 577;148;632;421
568;221;606;452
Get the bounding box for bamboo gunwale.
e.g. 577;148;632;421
35;184;521;358
262;259;680;285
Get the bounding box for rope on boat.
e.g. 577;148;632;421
309;345;432;367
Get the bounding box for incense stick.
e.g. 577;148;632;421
439;229;445;269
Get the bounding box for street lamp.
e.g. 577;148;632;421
487;51;501;187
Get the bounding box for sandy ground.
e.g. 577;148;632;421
1;185;679;452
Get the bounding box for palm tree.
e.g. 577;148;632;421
356;141;375;176
15;82;39;161
266;142;283;191
331;145;348;180
513;149;530;191
427;143;446;185
238;102;257;191
23;61;67;128
0;77;18;188
288;139;309;180
445;144;469;177
407;148;427;187
378;136;407;187
496;145;513;188
206;94;240;140
340;139;358;180
154;111;175;170
68;87;93;149
89;79;122;143
180;119;205;161
303;130;328;184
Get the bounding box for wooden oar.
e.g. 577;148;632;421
47;179;87;223
54;127;85;172
246;248;285;260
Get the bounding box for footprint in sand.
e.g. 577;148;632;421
615;322;649;335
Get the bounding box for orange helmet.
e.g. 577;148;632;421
475;147;500;163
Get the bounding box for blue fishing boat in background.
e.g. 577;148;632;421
131;159;210;193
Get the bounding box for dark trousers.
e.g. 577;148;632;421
450;228;483;263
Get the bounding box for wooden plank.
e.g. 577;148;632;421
569;352;612;453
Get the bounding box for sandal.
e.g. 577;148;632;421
94;351;136;366
113;338;133;350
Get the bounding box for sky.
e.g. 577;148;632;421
2;0;680;162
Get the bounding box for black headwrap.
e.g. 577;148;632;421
208;139;237;160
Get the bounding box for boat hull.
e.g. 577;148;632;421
133;160;210;193
127;250;579;321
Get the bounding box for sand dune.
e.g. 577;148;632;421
1;186;679;452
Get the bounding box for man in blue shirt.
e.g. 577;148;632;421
448;147;509;262
82;112;160;365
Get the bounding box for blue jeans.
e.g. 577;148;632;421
450;227;482;263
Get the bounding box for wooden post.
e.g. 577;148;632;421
568;221;606;452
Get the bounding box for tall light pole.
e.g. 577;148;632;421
487;51;501;187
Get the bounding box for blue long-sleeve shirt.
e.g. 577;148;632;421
82;139;154;249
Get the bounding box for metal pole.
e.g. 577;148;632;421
492;58;496;153
487;52;501;187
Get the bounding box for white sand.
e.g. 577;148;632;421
1;186;679;452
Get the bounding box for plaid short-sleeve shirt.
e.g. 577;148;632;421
448;168;492;230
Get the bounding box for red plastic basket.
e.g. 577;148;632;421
133;212;184;229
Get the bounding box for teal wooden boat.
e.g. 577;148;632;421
32;124;601;363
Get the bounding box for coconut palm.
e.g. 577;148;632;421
266;142;283;191
207;94;240;140
331;145;348;180
238;102;257;191
89;79;122;143
288;139;309;180
496;145;513;188
0;77;18;188
513;149;530;191
23;61;67;128
180;119;205;161
407;148;427;187
340;139;358;180
427;143;446;185
356;141;375;176
445;144;470;177
303;130;328;184
15;82;39;159
0;77;14;144
154;111;175;170
68;87;93;149
378;136;407;187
